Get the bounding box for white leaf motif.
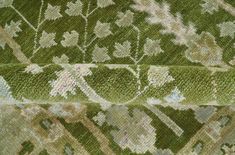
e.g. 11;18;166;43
92;45;111;62
65;0;83;16
0;20;22;49
52;54;69;64
106;105;156;154
39;31;57;48
61;30;79;47
94;21;112;38
113;41;131;58
4;20;22;37
115;10;134;27
200;0;219;14
217;21;235;39
148;66;174;87
45;4;62;20
144;38;164;56
97;0;115;8
0;0;13;8
24;64;43;75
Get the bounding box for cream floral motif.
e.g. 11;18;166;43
39;31;57;48
201;0;235;16
49;69;78;98
148;66;174;87
44;4;62;21
52;54;69;64
131;0;229;68
94;21;112;39
92;45;111;62
24;64;43;75
0;0;13;8
217;21;235;39
0;20;22;49
65;0;83;16
185;32;223;67
201;0;219;14
115;10;134;27
61;31;79;47
113;41;132;58
49;64;95;98
144;38;164;56
106;105;156;153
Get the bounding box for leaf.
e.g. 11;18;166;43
52;54;69;64
0;20;22;49
24;64;43;75
217;21;235;39
39;31;57;48
200;0;219;14
44;4;62;20
92;45;111;62
4;20;22;37
147;66;174;87
61;30;79;47
0;0;13;8
65;0;83;16
115;10;134;27
144;38;164;56
94;21;112;38
97;0;115;8
113;41;131;58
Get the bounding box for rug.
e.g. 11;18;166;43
0;0;235;154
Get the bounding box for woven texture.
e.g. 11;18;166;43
0;0;235;154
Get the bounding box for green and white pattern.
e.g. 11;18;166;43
0;0;235;154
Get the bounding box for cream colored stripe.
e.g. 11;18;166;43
217;0;235;16
0;25;31;64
